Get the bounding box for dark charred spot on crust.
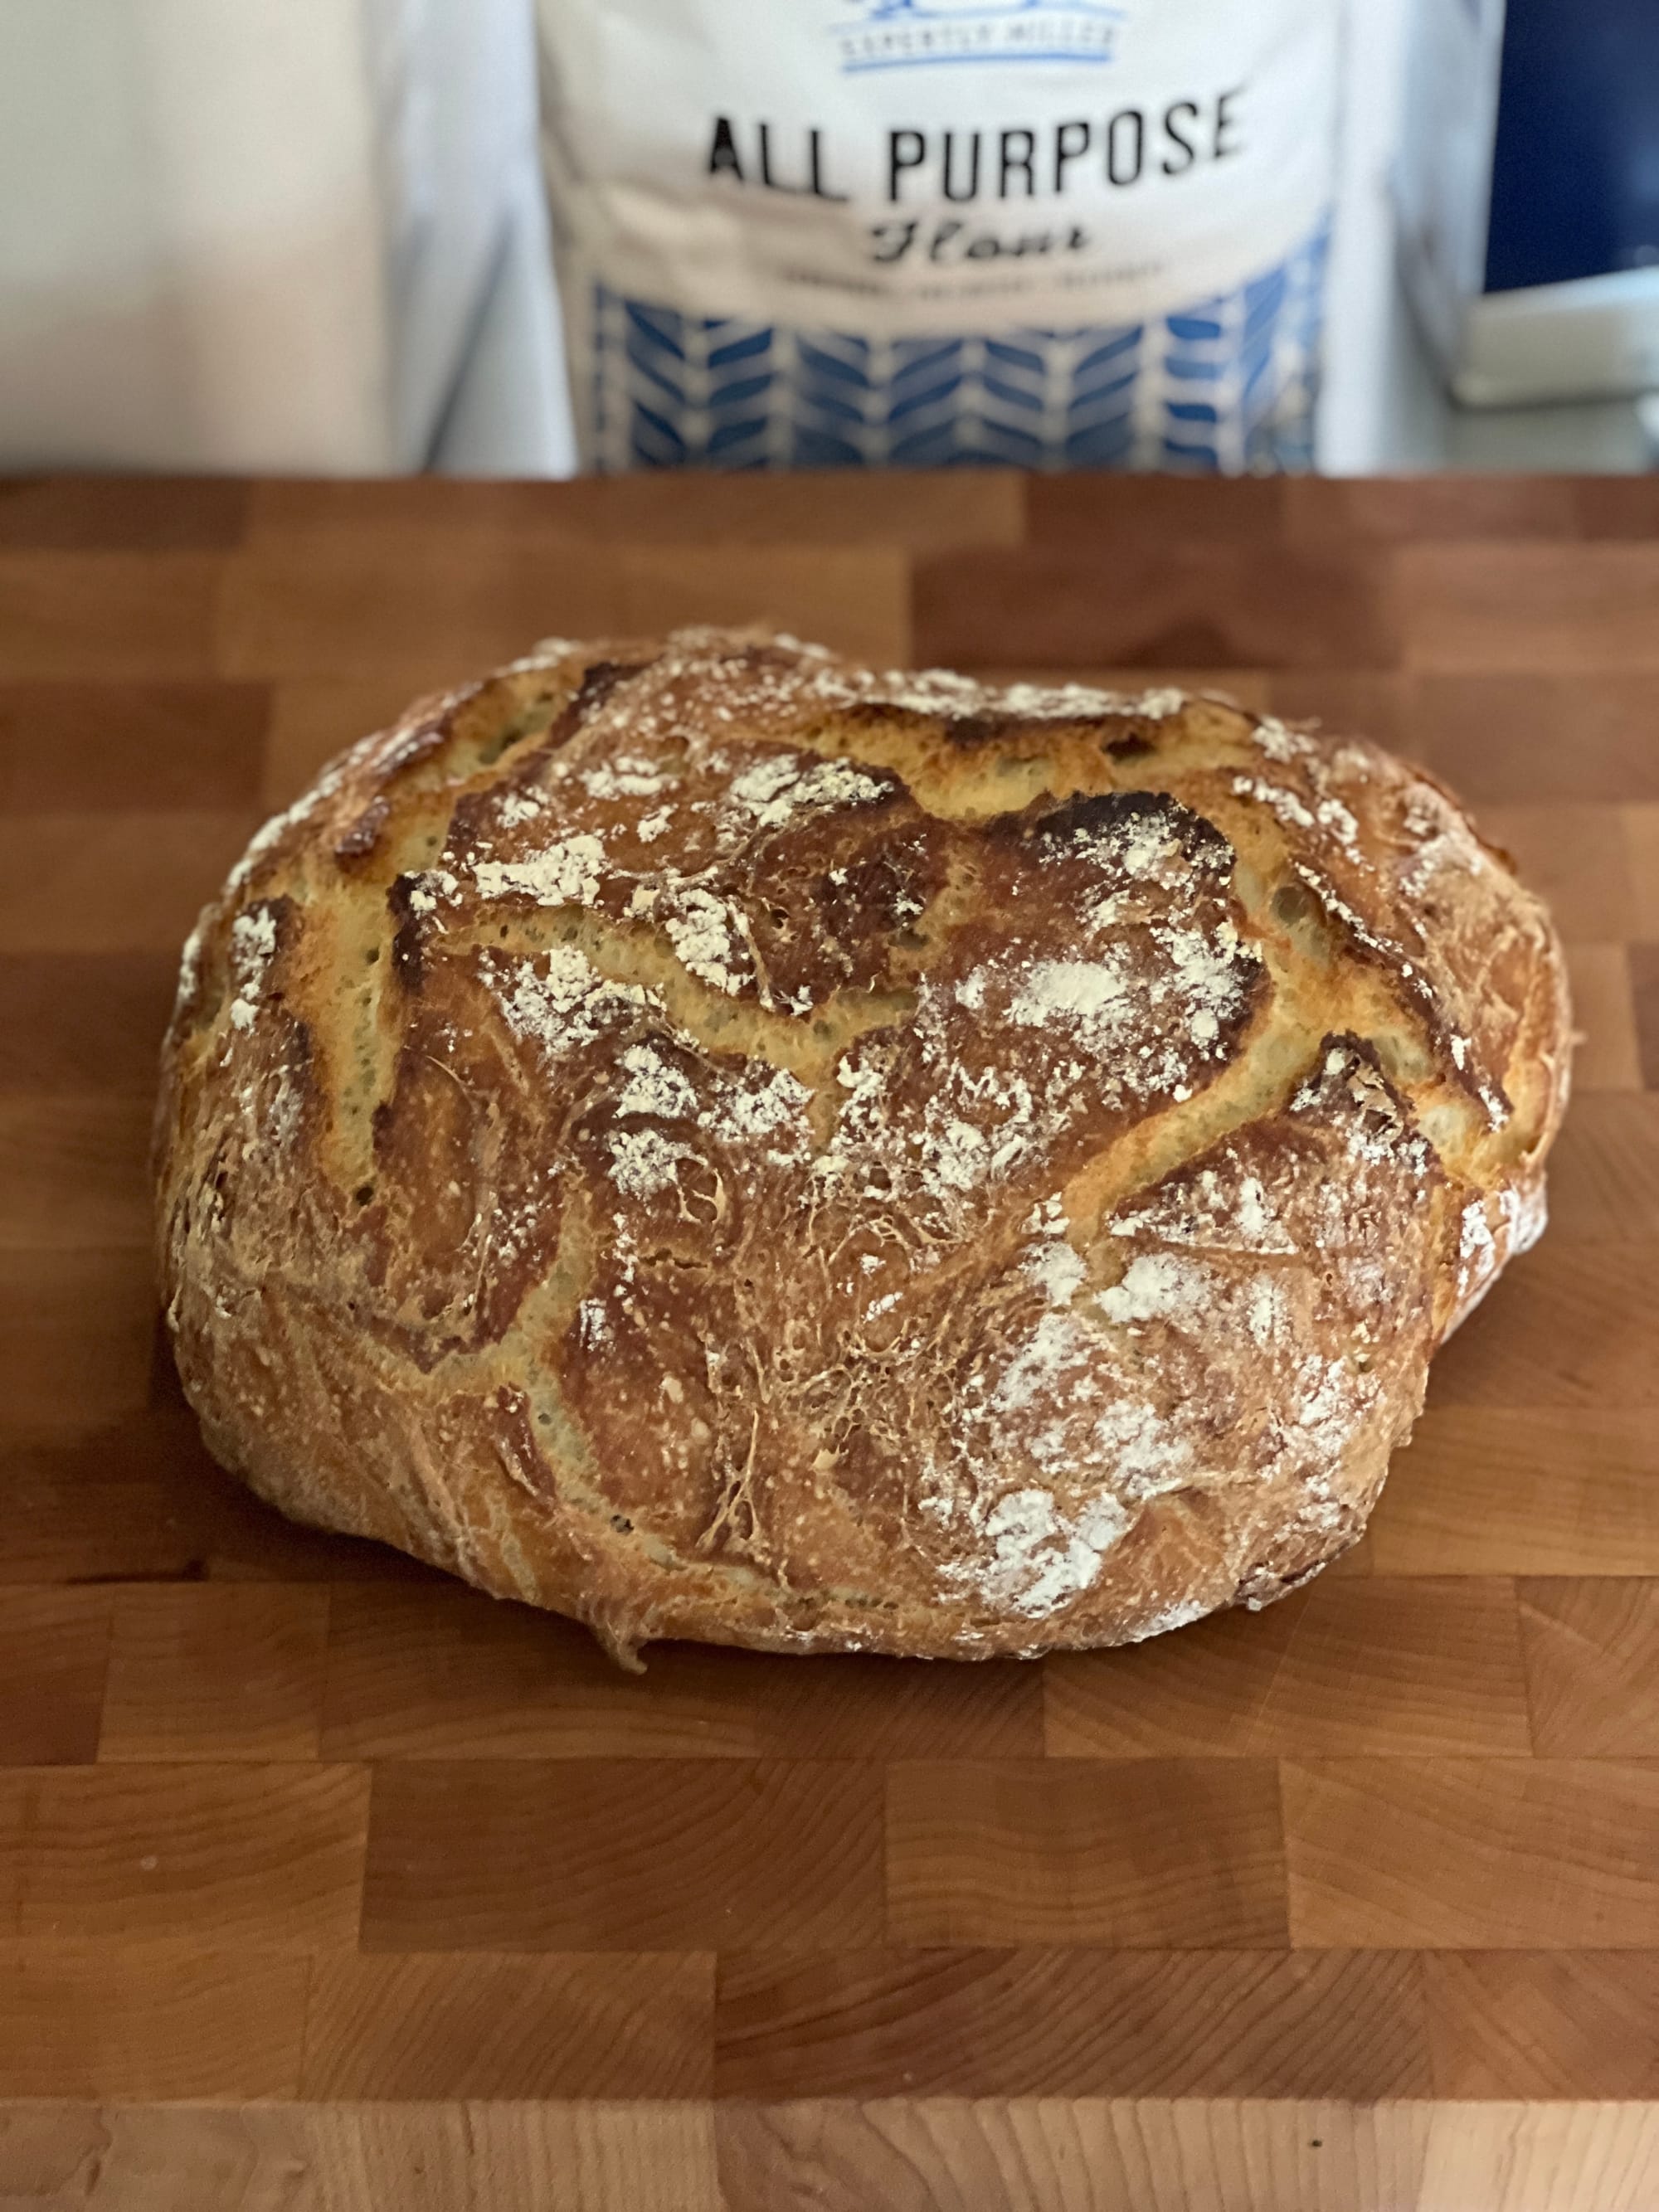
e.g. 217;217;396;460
733;798;946;1004
510;657;635;776
1298;1032;1430;1145
441;786;498;866
1019;789;1140;849
941;713;1000;751
386;707;457;775
567;658;632;722
481;654;645;808
944;707;1153;756
333;794;392;865
255;891;298;940
808;827;946;950
842;699;932;733
1317;1031;1388;1081
942;711;1048;751
822;844;918;921
386;875;426;992
1005;787;1232;876
1296;860;1515;1124
348;701;464;812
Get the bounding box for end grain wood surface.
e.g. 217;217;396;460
1;471;1657;2210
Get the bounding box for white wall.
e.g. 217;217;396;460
0;0;532;472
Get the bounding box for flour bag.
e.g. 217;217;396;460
538;0;1338;472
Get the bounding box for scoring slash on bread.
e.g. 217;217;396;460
155;629;1570;1665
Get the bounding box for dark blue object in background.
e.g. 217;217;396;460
1486;0;1659;294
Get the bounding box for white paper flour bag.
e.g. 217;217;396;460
538;0;1339;473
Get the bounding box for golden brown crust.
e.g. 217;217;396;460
154;629;1571;1664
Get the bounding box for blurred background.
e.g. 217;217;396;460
2;0;1657;481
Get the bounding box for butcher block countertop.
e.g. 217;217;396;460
1;471;1657;2211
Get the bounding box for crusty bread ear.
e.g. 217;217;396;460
155;628;1570;1665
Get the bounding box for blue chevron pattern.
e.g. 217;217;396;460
591;221;1328;474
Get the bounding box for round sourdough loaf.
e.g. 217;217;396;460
156;630;1570;1664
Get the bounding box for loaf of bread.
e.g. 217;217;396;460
156;629;1570;1664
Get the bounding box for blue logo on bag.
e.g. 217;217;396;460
591;219;1328;476
832;0;1126;73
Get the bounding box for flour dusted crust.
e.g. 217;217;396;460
155;630;1570;1664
